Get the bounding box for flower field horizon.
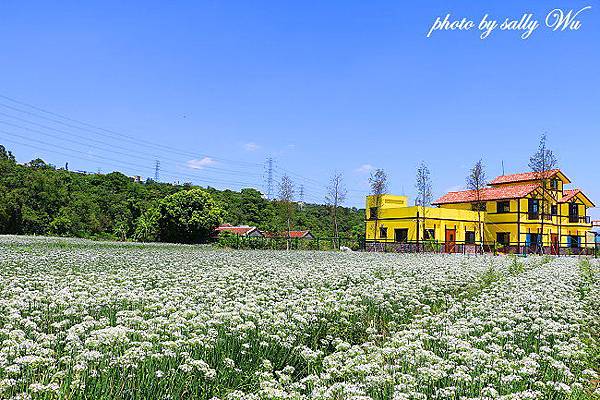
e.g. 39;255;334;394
0;235;598;400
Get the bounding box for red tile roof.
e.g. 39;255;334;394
433;184;539;205
560;189;580;203
288;230;312;238
214;225;258;236
263;230;313;238
559;189;595;207
490;169;562;185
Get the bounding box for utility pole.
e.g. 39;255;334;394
154;159;160;182
265;157;274;199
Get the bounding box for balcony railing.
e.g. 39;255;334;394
569;215;591;224
527;213;553;221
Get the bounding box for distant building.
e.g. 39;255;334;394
288;230;315;239
263;230;315;239
214;224;264;237
130;175;143;183
366;169;595;254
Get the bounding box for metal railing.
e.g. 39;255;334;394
527;213;553;221
214;234;599;256
569;215;591;224
214;235;363;251
364;239;599;257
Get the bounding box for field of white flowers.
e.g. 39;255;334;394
0;235;598;400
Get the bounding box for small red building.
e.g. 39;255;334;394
213;224;264;238
263;230;315;239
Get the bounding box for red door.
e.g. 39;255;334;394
445;229;456;253
551;234;559;255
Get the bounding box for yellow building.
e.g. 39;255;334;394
365;169;596;254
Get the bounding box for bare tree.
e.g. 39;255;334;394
529;133;558;254
466;159;487;253
325;172;347;250
369;169;388;243
277;174;295;250
415;162;433;246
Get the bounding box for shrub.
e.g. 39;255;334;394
157;189;224;243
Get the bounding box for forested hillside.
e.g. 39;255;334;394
0;146;365;241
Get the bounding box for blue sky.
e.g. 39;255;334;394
0;1;598;217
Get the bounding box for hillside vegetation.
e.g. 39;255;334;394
0;146;364;242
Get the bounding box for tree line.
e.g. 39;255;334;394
0;145;365;243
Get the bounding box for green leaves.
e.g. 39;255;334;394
157;189;224;243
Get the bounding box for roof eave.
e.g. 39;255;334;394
555;170;572;184
489;169;569;186
432;195;522;206
576;192;595;208
560;190;595;207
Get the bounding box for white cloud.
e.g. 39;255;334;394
244;142;260;152
355;164;375;173
186;157;216;170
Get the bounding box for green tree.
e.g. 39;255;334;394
0;145;16;162
0;145;365;242
157;189;224;243
277;175;295;250
134;208;160;242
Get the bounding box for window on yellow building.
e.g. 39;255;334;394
425;229;435;240
497;232;510;246
379;227;387;239
497;201;510;213
568;235;580;248
369;207;378;220
394;229;408;243
528;199;539;220
569;203;579;223
471;202;486;211
551;205;558;216
465;231;476;244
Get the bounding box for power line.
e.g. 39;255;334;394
6;131;358;207
0;113;264;178
274;165;365;196
0;95;366;196
0;94;370;203
0;131;263;188
0;95;263;167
